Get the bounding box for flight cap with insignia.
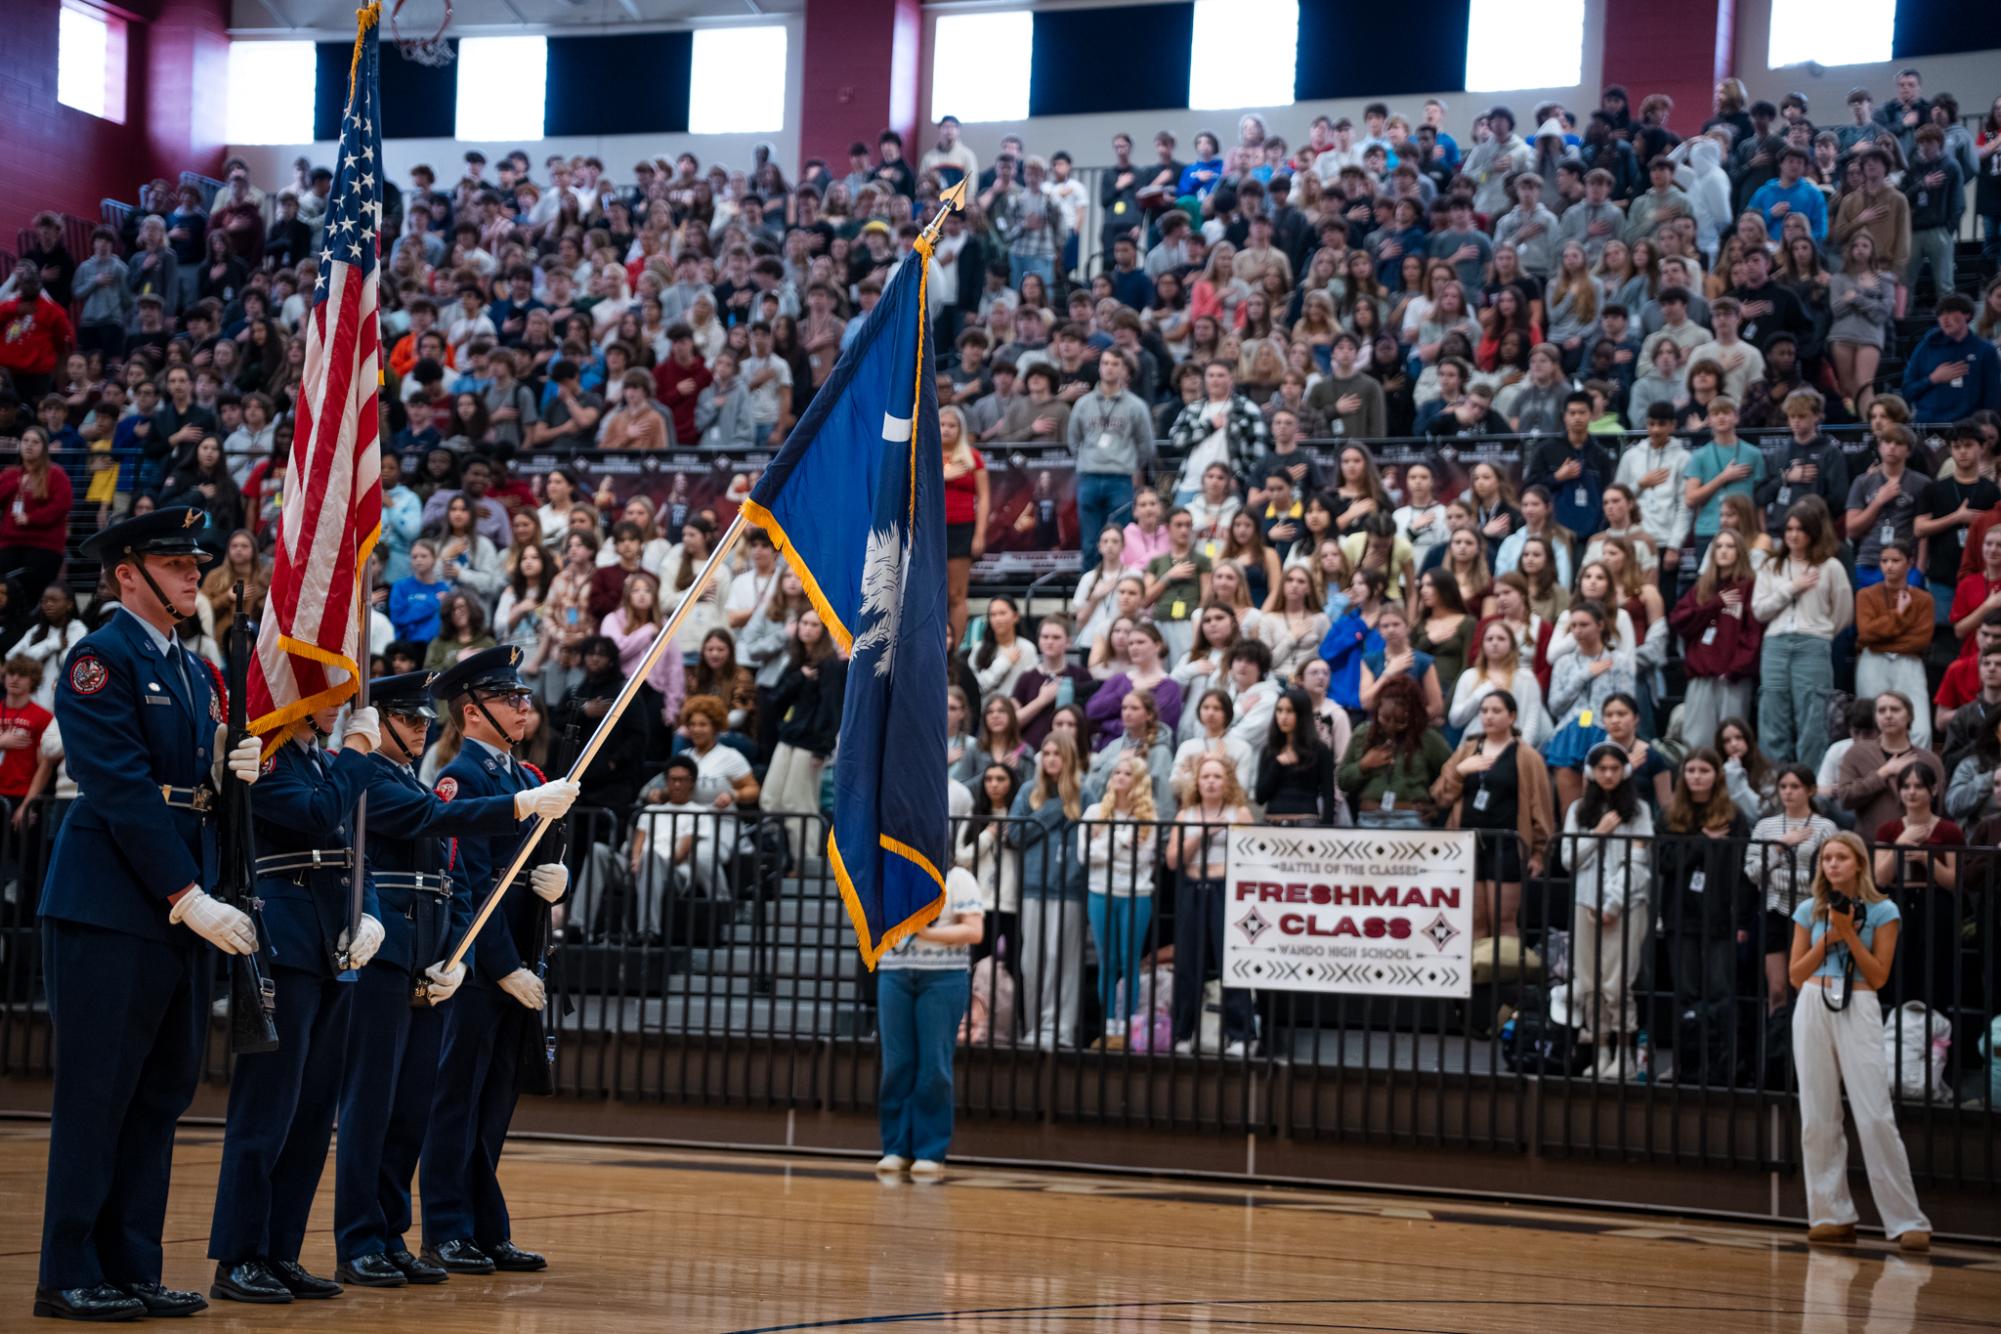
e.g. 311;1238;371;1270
429;644;528;704
370;670;441;719
79;506;222;569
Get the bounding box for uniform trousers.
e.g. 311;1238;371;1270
335;958;446;1261
209;967;351;1263
421;983;527;1246
38;920;207;1289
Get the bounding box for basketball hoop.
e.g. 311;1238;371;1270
390;0;455;67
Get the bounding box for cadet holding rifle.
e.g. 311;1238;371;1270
206;687;383;1304
33;507;265;1322
333;670;577;1289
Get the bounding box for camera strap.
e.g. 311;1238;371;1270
1820;910;1857;1014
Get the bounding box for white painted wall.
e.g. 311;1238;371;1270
225;16;804;195
918;1;1611;170
1734;0;2001;117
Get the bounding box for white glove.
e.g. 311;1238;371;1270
423;960;466;1005
343;706;380;753
169;886;259;954
514;779;581;822
498;966;546;1011
338;913;385;969
211;726;265;787
529;862;569;903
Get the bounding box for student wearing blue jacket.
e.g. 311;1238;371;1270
1903;295;2001;421
1748;146;1827;242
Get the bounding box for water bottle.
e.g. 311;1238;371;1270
1634;1029;1651;1084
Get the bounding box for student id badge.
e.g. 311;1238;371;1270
1575;487;1589;508
1880;524;1895;547
1777;485;1792;506
1471;786;1492;812
1170;600;1186;620
1578;709;1594;728
1380;790;1396;812
1701;625;1719;645
1689;871;1707;894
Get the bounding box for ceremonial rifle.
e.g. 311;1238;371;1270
221;582;280;1055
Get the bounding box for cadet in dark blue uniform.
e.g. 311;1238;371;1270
207;695;385;1303
419;647;569;1275
34;507;266;1321
333;671;578;1288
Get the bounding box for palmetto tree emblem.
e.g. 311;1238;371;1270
851;524;908;677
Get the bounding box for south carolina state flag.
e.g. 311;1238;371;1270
742;239;949;969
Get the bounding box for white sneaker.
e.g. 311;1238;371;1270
1224;1040;1248;1057
1173;1038;1195;1055
909;1159;945;1183
874;1154;909;1178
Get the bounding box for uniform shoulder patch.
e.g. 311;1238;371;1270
436;776;459;802
68;654;109;696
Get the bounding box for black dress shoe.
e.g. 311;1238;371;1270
115;1283;207;1317
334;1254;406;1288
422;1240;494;1275
387;1250;448;1285
266;1259;342;1299
480;1240;547;1272
31;1283;144;1321
210;1261;292;1304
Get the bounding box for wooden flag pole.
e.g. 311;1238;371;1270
423;514;749;998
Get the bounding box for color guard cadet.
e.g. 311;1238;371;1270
34;507;265;1321
207;696;384;1303
333;671;578;1288
419;646;568;1275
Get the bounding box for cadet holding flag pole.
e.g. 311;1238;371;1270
33;507;265;1322
418;647;572;1276
332;671;577;1289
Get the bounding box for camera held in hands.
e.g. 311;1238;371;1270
1825;891;1856;921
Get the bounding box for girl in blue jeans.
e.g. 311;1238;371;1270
876;867;985;1183
1751;499;1852;774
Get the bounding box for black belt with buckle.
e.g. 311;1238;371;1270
374;871;451;897
255;849;355;876
159;784;216;816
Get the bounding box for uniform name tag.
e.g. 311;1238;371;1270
143;694;172;706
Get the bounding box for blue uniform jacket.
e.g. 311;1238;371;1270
39;612;219;942
252;740;378;977
436;741;538;987
362;752;523;975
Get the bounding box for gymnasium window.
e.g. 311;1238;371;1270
930;12;1032;123
57;0;127;123
456;35;547;142
226;42;317;146
688;26;788;134
1188;0;1297;111
1767;0;1894;67
1464;0;1583;92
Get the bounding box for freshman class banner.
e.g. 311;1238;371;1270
1223;828;1475;998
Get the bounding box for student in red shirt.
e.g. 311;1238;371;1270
0;654;55;810
0;263;74;402
651;324;711;445
1935;612;2001;726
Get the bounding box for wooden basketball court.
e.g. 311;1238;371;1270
0;1122;1995;1331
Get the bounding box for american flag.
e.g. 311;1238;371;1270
247;12;384;739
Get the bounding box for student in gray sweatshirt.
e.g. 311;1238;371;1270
72;227;133;359
1067;347;1157;545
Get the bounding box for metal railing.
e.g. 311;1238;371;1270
0;803;1991;1189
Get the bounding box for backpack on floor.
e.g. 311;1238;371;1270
1882;1000;1951;1103
1503;984;1592;1077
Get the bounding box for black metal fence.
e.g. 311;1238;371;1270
0;800;1993;1192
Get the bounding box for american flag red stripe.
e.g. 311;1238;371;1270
246;14;384;740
